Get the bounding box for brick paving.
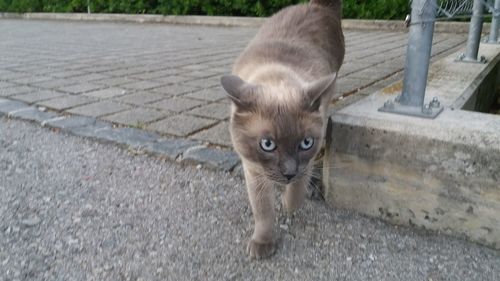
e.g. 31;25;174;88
0;19;467;149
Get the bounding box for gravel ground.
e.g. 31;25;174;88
1;117;499;281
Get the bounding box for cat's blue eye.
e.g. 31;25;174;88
300;137;314;150
260;138;277;152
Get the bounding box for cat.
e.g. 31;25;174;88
221;0;344;259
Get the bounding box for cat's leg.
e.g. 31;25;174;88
282;175;309;214
244;168;277;259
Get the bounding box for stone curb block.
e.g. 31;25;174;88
0;100;30;116
181;145;240;172
76;127;160;148
0;97;240;172
44;116;109;130
0;12;488;33
142;139;200;161
9;107;59;123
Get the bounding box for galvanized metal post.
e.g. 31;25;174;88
488;0;500;43
378;0;443;119
399;0;436;107
461;0;485;62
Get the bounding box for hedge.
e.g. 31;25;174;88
0;0;410;19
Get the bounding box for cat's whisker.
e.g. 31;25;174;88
305;170;327;199
313;164;351;170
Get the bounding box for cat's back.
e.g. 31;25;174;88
255;3;341;46
234;1;344;77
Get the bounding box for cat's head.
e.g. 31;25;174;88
221;74;336;184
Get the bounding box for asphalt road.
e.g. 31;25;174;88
1;117;499;281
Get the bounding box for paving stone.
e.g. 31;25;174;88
31;78;79;89
190;121;232;147
57;83;104;94
94;77;141;87
347;68;398;81
0;81;16;89
147;114;218;137
72;73;109;82
10;75;53;85
148;97;205;113
181;146;240;171
115;92;164;105
0;100;30;116
11;90;67;103
50;70;87;78
218;99;231;105
0;71;30;80
121;80;164;91
180;70;219;79
338;62;370;76
181;64;212;71
0;85;40;97
9;107;59;123
142;138;200;160
83;87;129;99
66;100;131;117
328;94;370;116
101;68;137;77
186;102;230;120
37;95;96;110
130;68;188;80
151;84;200;96
44;116;109;130
79;65;117;73
102;68;146;77
182;78;221;89
183;87;227;102
335;77;370;96
374;60;405;72
151;75;193;85
102;107;169;126
71;126;160;148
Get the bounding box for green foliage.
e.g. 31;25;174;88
1;0;42;12
343;0;409;20
0;0;410;19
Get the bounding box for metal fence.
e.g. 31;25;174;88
379;0;500;119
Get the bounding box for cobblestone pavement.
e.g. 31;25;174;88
0;19;467;149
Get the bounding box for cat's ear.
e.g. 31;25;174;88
305;73;337;111
220;75;257;110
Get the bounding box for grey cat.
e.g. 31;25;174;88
221;0;344;259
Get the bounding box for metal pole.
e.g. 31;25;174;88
399;0;436;107
378;0;443;119
87;0;91;14
488;0;500;43
464;0;484;60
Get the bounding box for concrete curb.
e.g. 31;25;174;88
0;97;241;173
325;43;500;250
0;12;266;27
0;12;489;33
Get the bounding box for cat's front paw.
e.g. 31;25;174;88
247;239;277;259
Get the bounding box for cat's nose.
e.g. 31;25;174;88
283;173;296;181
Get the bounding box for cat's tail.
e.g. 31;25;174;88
310;0;342;14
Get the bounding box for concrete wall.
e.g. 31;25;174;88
326;119;500;249
461;60;500;112
325;44;500;250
